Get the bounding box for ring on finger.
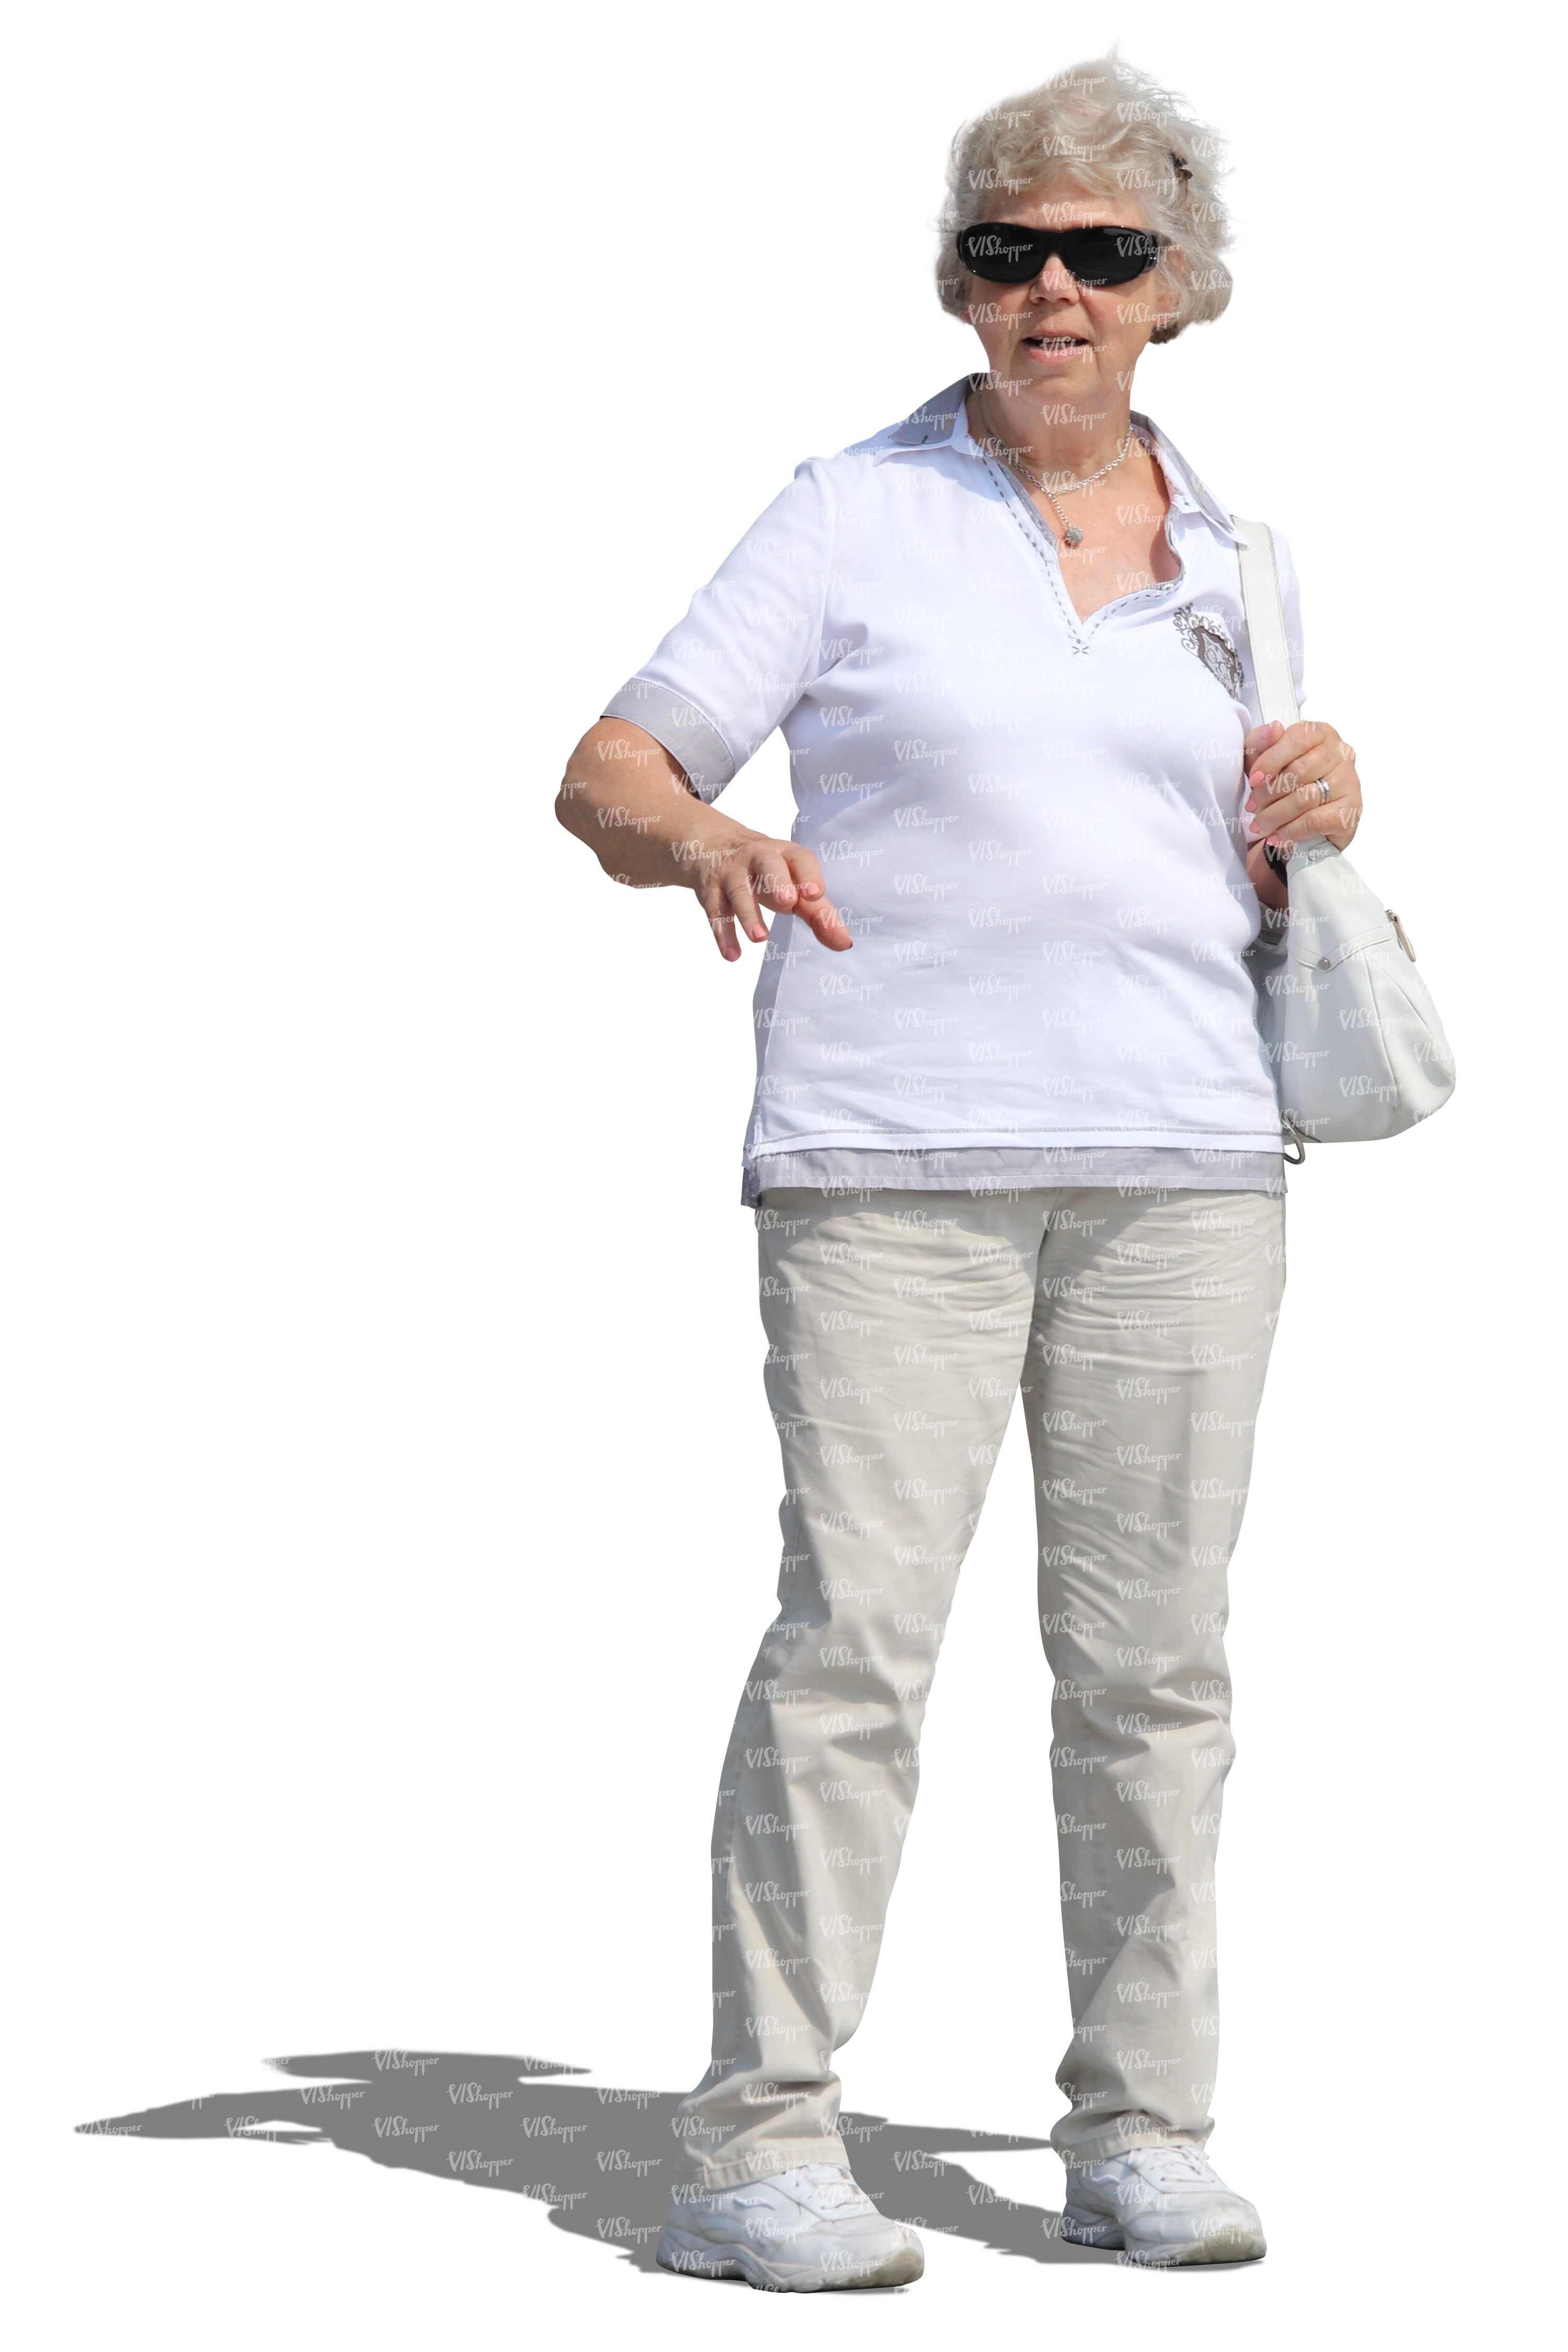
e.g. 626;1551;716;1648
1316;777;1331;804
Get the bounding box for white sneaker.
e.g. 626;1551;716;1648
656;2159;925;2291
1060;2142;1266;2265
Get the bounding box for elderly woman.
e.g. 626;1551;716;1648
558;56;1362;2287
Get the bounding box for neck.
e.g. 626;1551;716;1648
967;373;1135;485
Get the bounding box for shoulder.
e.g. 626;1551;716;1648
843;376;971;456
789;375;976;487
1139;419;1301;592
1135;410;1251;545
1231;515;1302;605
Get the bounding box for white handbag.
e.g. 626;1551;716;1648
1233;518;1457;1153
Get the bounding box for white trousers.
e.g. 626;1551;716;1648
671;1184;1286;2190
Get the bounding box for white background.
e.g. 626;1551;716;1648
4;3;1556;2346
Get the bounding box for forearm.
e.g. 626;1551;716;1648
1246;840;1289;914
555;719;764;891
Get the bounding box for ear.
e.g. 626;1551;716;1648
1143;251;1184;344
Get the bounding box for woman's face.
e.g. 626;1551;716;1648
962;178;1174;405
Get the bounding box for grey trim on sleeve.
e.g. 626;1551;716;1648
601;678;737;803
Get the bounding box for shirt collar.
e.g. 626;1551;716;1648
875;373;1242;545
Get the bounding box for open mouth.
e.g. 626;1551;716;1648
1023;333;1089;353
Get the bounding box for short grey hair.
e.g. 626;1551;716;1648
936;54;1233;344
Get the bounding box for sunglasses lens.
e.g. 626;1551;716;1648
958;225;1050;283
1068;229;1161;285
958;226;1160;286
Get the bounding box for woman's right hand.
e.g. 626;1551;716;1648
556;717;853;958
686;831;852;961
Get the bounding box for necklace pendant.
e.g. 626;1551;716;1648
1063;525;1083;548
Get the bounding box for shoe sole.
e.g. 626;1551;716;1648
656;2222;924;2291
1060;2210;1266;2266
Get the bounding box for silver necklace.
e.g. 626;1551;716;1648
978;393;1136;549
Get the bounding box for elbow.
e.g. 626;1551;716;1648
555;746;597;842
555;782;603;875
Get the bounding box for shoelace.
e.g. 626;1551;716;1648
1127;2142;1221;2187
792;2161;873;2211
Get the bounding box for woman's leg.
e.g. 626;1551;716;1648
668;1185;1039;2192
1019;1187;1286;2164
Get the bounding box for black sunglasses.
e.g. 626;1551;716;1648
956;223;1162;287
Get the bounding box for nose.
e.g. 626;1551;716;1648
1029;250;1082;299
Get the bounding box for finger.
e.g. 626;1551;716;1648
1247;746;1345;833
1260;748;1354;842
1247;720;1339;791
1247;775;1328;836
747;846;813;917
1242;719;1286;762
794;890;854;950
778;843;829;902
755;844;852;948
725;860;770;945
1248;717;1334;769
1263;777;1359;849
693;877;743;961
1248;732;1338;802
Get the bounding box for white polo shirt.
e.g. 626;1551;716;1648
603;376;1305;1206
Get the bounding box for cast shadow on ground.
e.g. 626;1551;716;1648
77;2046;1126;2275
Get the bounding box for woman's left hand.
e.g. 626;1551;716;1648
1242;719;1363;854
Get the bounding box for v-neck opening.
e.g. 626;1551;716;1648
973;436;1189;647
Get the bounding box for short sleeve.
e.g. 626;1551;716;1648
601;457;837;802
1270;527;1308;716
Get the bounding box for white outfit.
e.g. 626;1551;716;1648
602;376;1305;1206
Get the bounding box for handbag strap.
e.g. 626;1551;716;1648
1232;518;1341;882
1231;517;1298;728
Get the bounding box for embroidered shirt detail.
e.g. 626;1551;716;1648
1172;604;1244;699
